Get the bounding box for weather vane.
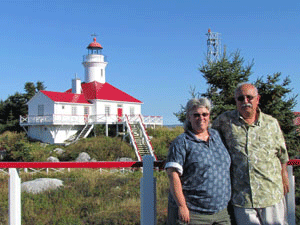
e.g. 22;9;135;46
91;33;98;37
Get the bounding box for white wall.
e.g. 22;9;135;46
28;125;84;144
54;103;92;116
95;100;141;115
28;92;54;116
28;126;54;143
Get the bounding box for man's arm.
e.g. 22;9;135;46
281;163;290;195
166;167;190;223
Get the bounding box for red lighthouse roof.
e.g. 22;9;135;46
65;81;143;104
87;37;103;49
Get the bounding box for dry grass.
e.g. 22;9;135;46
0;169;169;225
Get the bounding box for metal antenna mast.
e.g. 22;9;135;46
206;28;221;63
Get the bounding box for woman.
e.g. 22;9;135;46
165;98;231;225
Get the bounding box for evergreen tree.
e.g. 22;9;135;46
36;81;46;92
174;50;253;121
0;81;46;133
200;50;253;120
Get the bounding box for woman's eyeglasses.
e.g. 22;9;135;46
193;113;209;118
237;95;256;102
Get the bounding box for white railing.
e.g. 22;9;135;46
143;116;163;127
20;114;163;127
138;115;157;160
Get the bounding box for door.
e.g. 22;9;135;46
117;107;123;122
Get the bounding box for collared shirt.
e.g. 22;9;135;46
212;110;289;208
165;129;231;214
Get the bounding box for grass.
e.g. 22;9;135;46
0;169;169;225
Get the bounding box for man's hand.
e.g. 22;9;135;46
281;163;290;195
178;205;190;224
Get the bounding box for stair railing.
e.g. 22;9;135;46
125;115;142;161
138;115;157;160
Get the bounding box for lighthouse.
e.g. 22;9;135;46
82;37;108;83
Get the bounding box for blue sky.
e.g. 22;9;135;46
0;0;299;125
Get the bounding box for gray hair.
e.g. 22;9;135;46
183;98;212;131
234;83;258;97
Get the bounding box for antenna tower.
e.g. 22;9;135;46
206;28;221;63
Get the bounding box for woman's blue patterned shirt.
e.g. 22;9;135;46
165;128;231;214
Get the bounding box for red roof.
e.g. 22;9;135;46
41;90;90;104
66;81;142;103
87;37;103;49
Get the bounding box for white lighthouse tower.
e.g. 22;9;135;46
82;37;108;83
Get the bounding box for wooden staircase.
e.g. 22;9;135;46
125;115;157;161
65;124;94;145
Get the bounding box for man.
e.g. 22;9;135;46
212;83;289;225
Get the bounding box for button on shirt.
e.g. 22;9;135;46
165;129;231;214
212;110;289;208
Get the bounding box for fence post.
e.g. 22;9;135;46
140;155;157;225
286;165;295;225
9;168;21;225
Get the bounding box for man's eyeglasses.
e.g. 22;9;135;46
193;113;209;118
237;95;257;102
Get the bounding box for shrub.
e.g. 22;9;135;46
62;136;137;161
147;126;184;160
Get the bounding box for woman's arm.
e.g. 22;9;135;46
166;167;190;223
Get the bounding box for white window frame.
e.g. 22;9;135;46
105;106;110;116
130;107;135;116
72;106;77;116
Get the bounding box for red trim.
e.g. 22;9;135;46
0;160;298;168
0;161;165;168
287;159;300;166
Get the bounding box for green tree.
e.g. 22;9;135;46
0;81;46;133
24;81;45;100
174;50;253;121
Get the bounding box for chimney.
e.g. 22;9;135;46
72;74;81;94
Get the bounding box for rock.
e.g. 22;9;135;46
47;156;59;162
53;148;65;155
0;149;7;161
75;152;91;162
90;158;97;162
22;178;63;194
117;157;133;162
40;143;48;148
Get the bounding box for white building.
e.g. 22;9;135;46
20;38;162;160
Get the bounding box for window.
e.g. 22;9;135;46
72;107;77;116
38;105;44;116
84;107;89;115
130;107;135;116
105;106;110;116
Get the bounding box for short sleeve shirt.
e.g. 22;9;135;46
165;128;231;214
212;110;289;208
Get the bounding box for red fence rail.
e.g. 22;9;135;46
0;161;165;169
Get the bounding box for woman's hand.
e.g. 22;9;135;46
178;205;190;224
